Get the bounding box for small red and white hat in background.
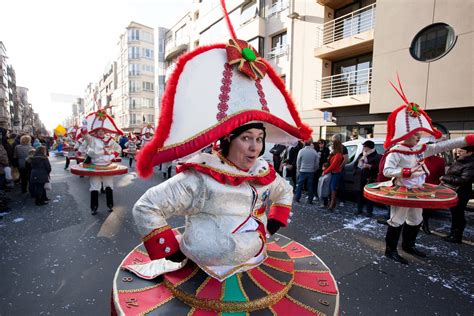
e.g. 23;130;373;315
141;124;154;136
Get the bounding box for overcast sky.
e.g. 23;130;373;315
0;0;191;131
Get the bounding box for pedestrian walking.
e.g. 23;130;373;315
29;146;51;206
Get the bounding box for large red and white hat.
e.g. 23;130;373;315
141;124;154;136
84;109;123;136
384;76;442;149
136;1;312;177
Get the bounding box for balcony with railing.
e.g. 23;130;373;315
165;36;189;62
266;0;289;19
315;3;376;59
315;68;372;109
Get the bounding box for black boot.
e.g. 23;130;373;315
105;187;114;212
129;157;133;167
402;224;427;257
444;229;463;243
90;191;99;215
385;225;408;264
422;220;431;235
65;157;70;169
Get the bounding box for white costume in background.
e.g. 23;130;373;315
384;138;470;227
82;134;121;191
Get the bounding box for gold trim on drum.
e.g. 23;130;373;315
379;186;435;197
137;295;175;316
163;275;294;313
117;283;162;294
285;294;325;316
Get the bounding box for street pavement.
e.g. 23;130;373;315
0;155;473;315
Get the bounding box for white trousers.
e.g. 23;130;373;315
387;206;423;227
89;176;114;191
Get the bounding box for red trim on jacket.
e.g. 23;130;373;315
176;161;277;186
268;205;291;226
142;226;180;260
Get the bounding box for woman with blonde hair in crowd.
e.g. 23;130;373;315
13;135;34;193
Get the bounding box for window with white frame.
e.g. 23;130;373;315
129;98;141;109
130;113;137;125
128;29;140;41
142;48;154;59
241;0;258;25
129;64;140;76
269;32;288;58
147;114;154;123
128;47;140;59
142;64;154;74
129;80;141;93
141;31;154;43
142;81;154;92
143;98;154;108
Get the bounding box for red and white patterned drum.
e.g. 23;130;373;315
112;229;339;315
364;182;458;208
70;163;128;177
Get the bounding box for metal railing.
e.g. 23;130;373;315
266;0;289;18
165;36;189;57
315;68;372;100
316;3;376;47
267;44;289;59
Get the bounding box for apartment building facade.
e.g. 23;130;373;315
306;0;473;141
116;22;156;133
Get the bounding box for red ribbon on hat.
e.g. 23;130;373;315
226;38;267;80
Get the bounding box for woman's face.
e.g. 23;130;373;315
96;129;105;138
227;128;264;170
404;132;421;146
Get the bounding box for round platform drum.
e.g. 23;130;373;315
364;182;458;208
70;163;128;177
123;149;139;156
74;156;122;163
112;229;339;315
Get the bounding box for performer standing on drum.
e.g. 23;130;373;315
81;110;123;215
382;78;474;264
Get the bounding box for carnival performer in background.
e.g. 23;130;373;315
79;110;123;215
369;77;474;265
63;126;78;170
124;133;139;168
139;124;154;148
111;3;340;313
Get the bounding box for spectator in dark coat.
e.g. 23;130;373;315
286;141;303;187
14;135;34;193
270;144;286;175
354;140;381;216
29;146;51;206
440;146;474;243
